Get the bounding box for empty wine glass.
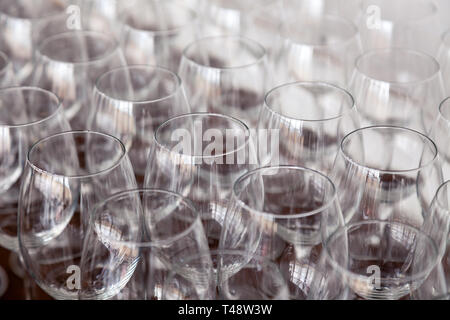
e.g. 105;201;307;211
437;30;450;94
165;250;289;300
0;87;70;251
119;0;200;72
429;98;450;180
323;220;439;300
144;113;258;250
79;189;211;300
0;0;71;84
331;126;443;227
0;51;15;87
18;131;137;299
220;166;344;299
31;30;127;130
281;0;362;23
258;81;360;173
358;0;442;57
90;65;190;184
178;36;269;128
350;48;445;133
274;14;362;87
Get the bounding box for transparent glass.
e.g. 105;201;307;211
429;98;450;180
0;87;70;251
437;30;450;94
350;49;445;133
258;81;360;173
119;0;199;72
323;220;439;300
220;166;344;299
358;0;442;56
144;113;258;250
0;0;71;84
178;36;269;128
79;189;210;300
275;14;362;87
90;65;190;184
18;131;137;300
165;250;289;300
31;31;127;130
331;126;443;227
0;51;16;87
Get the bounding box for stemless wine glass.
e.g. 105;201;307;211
418;180;450;299
31;30;127;130
0;0;71;84
90;65;190;184
429;98;450;180
258;81;360;173
323;220;439;300
220;166;344;299
178;36;269;128
79;189;211;300
119;0;199;72
0;87;70;251
350;49;445;133
165;250;289;300
331;126;443;227
0;51;15;87
437;30;450;93
274;14;362;87
358;0;442;57
18;131;137;300
144;113;258;250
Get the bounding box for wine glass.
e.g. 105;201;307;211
281;0;362;23
0;51;15;87
437;30;450;94
18;131;137;300
90;65;190;184
357;0;442;57
165;250;289;300
30;30;127;130
258;81;360;173
0;0;71;84
119;0;200;72
178;36;269;128
274;14;362;87
418;180;450;299
79;189;211;300
0;87;70;251
350;48;445;133
331;126;443;227
429;98;450;180
322;220;440;300
220;166;344;299
144;113;258;250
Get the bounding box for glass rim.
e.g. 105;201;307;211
27;130;128;180
0;86;64;129
431;180;450;215
340;125;439;174
323;219;440;284
121;1;199;36
88;188;201;248
154;112;252;161
181;35;267;71
360;0;438;23
95;64;183;105
263;81;356;123
0;1;68;22
354;48;441;86
37;30;121;67
231;165;338;220
438;97;450;121
282;14;359;48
